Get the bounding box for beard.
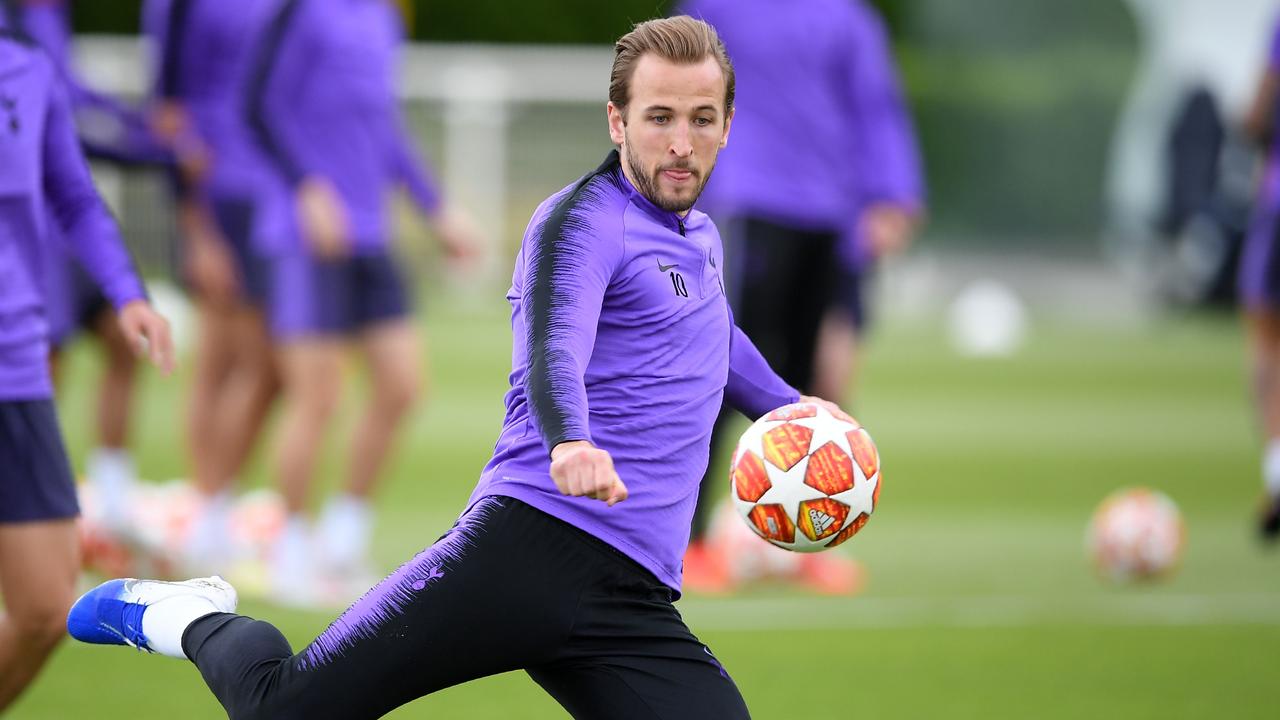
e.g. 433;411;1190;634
624;142;713;214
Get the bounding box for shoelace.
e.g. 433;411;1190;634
99;596;152;652
121;601;151;651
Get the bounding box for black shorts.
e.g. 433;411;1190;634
184;497;749;720
725;215;842;392
0;400;79;523
261;251;412;341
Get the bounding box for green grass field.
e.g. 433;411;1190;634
10;291;1280;719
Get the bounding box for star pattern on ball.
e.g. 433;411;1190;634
754;454;828;527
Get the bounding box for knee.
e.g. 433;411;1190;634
10;600;72;651
375;366;421;417
285;377;341;420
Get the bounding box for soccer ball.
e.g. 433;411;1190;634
1087;487;1185;583
729;402;881;552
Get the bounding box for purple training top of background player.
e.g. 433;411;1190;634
1238;17;1280;308
469;152;799;593
4;0;169;165
3;1;168;343
680;0;925;268
0;34;146;401
245;0;442;255
142;0;280;203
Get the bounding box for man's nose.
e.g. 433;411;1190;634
669;123;693;157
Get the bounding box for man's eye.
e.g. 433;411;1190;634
695;117;713;127
651;115;669;124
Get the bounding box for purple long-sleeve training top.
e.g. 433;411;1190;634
1;0;169;165
469;152;800;593
142;0;279;201
680;0;925;266
246;0;442;255
0;32;146;400
1260;19;1280;206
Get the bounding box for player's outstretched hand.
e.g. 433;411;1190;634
118;300;175;375
860;203;920;258
297;176;351;259
430;206;484;266
550;440;628;506
799;395;856;424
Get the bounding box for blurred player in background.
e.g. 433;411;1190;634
1240;14;1280;540
0;26;173;710
68;18;858;717
1;0;172;530
141;0;284;573
679;0;925;593
247;0;479;601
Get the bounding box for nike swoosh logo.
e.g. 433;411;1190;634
657;259;679;272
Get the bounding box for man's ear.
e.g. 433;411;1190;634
720;106;734;149
607;102;627;146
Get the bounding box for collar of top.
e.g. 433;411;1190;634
600;150;706;236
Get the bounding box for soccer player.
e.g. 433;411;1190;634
2;0;173;530
678;0;925;593
141;0;284;571
67;16;853;718
245;0;479;599
0;26;174;711
1241;15;1280;539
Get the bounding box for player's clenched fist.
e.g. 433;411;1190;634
550;440;628;506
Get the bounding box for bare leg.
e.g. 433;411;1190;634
91;310;139;451
214;307;281;482
274;340;345;515
314;323;420;577
0;520;79;711
1244;309;1280;515
184;304;279;571
811;308;862;406
186;301;240;498
270;339;345;597
1244;309;1280;440
346;321;421;500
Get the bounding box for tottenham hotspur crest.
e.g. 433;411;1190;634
1;94;18;135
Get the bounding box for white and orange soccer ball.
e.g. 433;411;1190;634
730;402;882;552
1087;487;1185;583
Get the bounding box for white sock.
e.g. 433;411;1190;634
184;492;235;571
273;515;314;584
88;448;136;489
1264;440;1280;498
88;448;137;528
317;494;372;570
141;595;221;659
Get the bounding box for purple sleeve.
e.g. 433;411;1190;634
1271;20;1280;71
391;119;443;215
150;0;192;100
845;4;925;209
521;185;625;452
247;0;320;185
724;323;801;420
23;4;169;166
42;82;147;310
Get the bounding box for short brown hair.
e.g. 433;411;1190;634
609;16;735;118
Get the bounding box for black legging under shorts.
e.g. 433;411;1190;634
182;496;750;720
